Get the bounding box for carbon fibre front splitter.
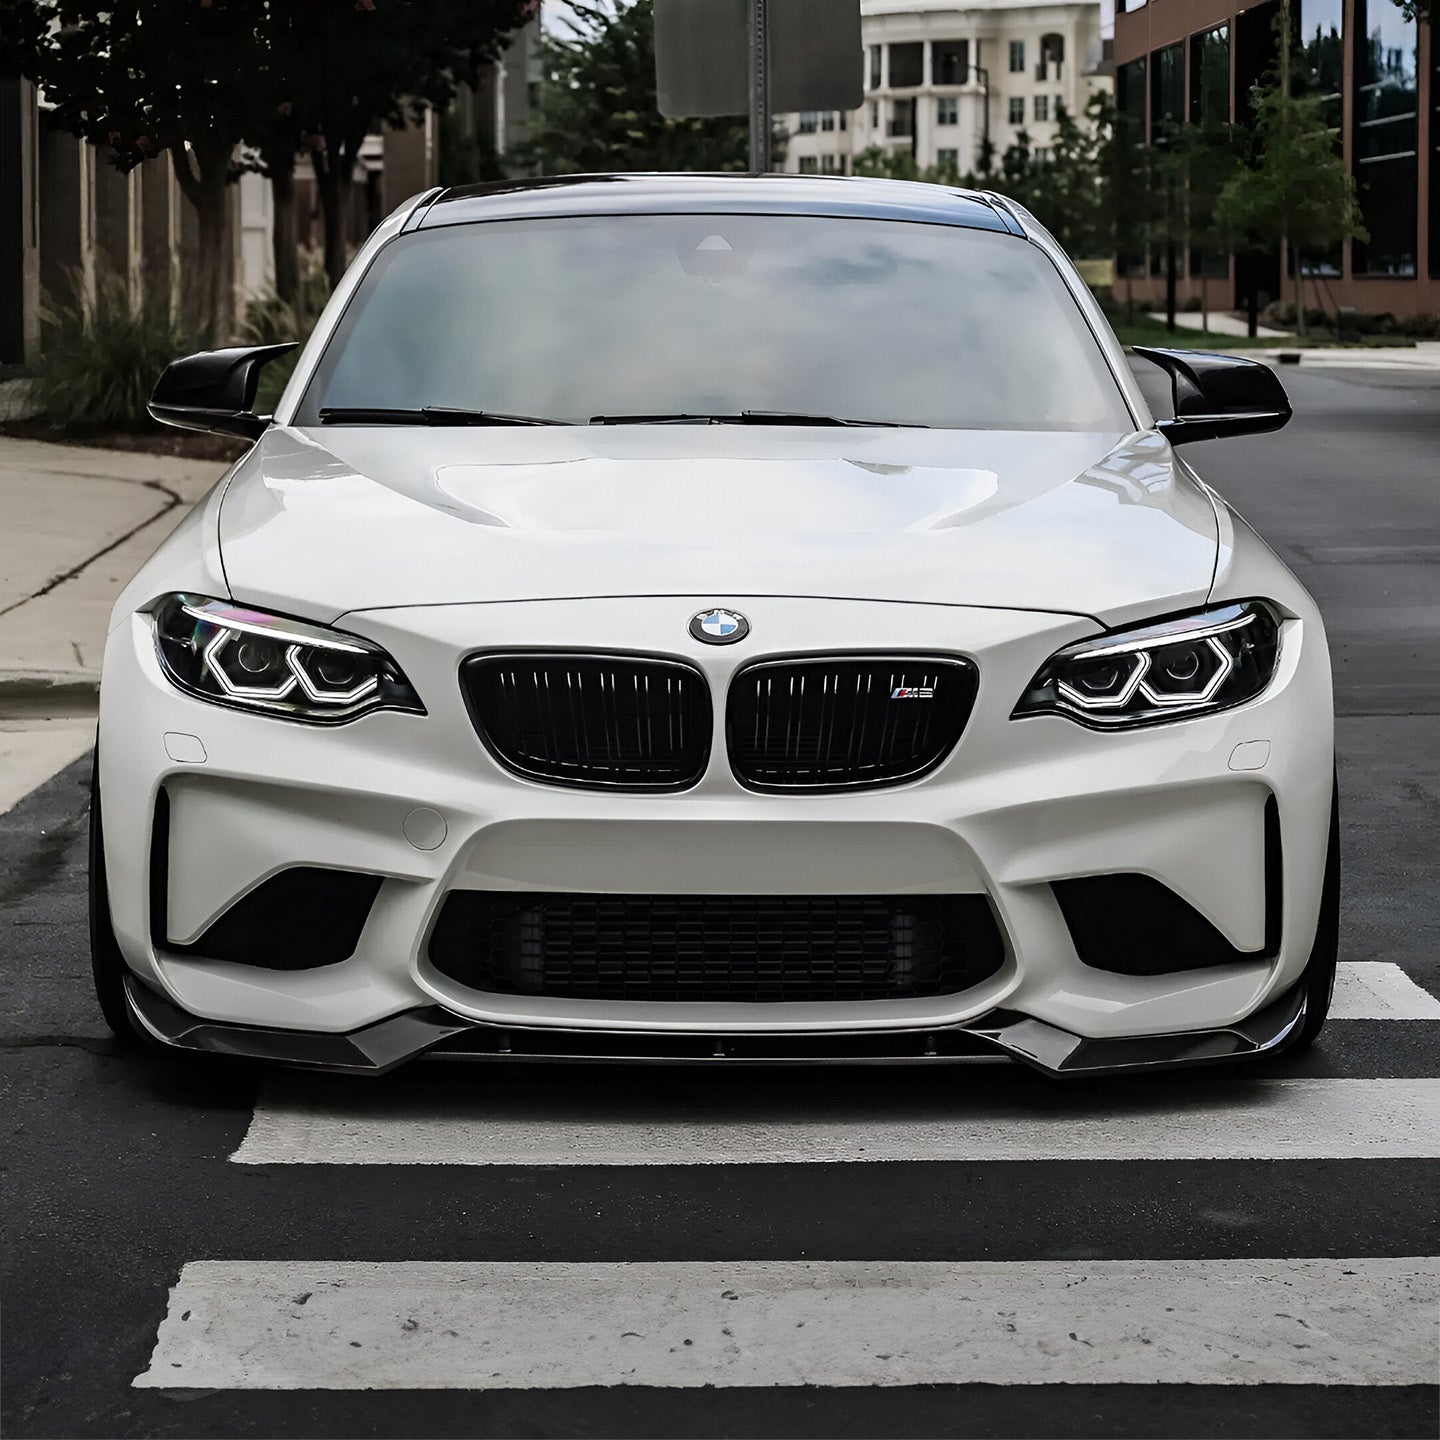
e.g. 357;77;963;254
123;974;1306;1078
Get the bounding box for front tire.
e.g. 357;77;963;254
1282;773;1341;1053
88;749;146;1042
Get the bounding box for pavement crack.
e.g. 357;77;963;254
0;480;183;620
0;1036;117;1055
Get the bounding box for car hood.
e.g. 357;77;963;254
215;424;1219;625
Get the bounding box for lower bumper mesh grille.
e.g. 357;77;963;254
428;892;1006;1002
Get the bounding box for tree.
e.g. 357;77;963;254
1184;114;1242;332
523;0;751;175
260;0;534;291
1028;93;1112;258
2;0;271;338
1104;103;1154;323
1217;22;1365;336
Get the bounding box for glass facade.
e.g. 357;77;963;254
1431;27;1439;278
1150;42;1185;129
1189;27;1232;280
1351;0;1418;276
1115;58;1148;278
1298;0;1345;277
1188;25;1230;128
1298;0;1344;127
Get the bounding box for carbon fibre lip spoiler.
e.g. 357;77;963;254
124;976;1306;1078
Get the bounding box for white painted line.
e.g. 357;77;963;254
232;1077;1440;1166
134;1257;1440;1390
1331;963;1440;1021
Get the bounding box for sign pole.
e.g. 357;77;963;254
747;0;770;172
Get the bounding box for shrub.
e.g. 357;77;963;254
1397;313;1440;340
30;276;195;432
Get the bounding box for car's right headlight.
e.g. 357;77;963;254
1012;600;1282;729
151;594;424;724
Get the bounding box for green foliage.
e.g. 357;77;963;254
523;0;750;174
1029;93;1112;258
29;278;195;433
1216;85;1366;271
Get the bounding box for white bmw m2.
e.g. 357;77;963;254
90;174;1338;1076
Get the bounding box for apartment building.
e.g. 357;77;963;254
781;0;1109;180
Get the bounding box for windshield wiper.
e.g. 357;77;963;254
588;410;916;428
318;406;564;426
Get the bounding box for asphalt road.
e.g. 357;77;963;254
2;364;1438;1439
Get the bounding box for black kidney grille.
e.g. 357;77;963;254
727;657;977;791
428;892;1006;1002
463;655;711;789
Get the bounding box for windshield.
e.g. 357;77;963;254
299;213;1131;431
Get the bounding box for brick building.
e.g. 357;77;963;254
1113;0;1436;317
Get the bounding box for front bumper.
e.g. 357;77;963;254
99;592;1334;1063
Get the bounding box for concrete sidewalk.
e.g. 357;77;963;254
0;436;227;808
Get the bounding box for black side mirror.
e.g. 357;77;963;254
148;343;298;440
1133;347;1292;446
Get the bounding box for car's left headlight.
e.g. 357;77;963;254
151;594;424;723
1012;600;1281;729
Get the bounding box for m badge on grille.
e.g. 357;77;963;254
891;686;935;699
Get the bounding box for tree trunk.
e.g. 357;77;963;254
1165;239;1177;332
171;139;234;343
313;147;354;292
1201;272;1209;332
1292;238;1306;338
271;157;299;306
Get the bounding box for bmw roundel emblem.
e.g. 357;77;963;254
689;607;750;645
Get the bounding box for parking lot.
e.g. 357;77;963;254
2;361;1438;1438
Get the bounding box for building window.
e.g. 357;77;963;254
937;96;959;125
798;156;818;174
1115;58;1148;276
888;97;916;136
889;42;924;89
1431;23;1439;278
1009;40;1025;73
1038;34;1064;82
1149;41;1184;129
870;101;879;127
1033;146;1050;162
821;111;835;131
1188;25;1230;127
820;154;840;173
868;46;882;90
932;39;970;86
1299;0;1344;127
1034;95;1049;122
798;111;819;134
936;148;959;174
1352;0;1418;276
839;111;848;132
1008;96;1025;125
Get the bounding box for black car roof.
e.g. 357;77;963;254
410;173;1022;235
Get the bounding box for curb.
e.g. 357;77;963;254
0;672;100;717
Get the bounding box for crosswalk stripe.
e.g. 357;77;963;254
1331;962;1440;1020
231;1077;1440;1166
133;1257;1440;1390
